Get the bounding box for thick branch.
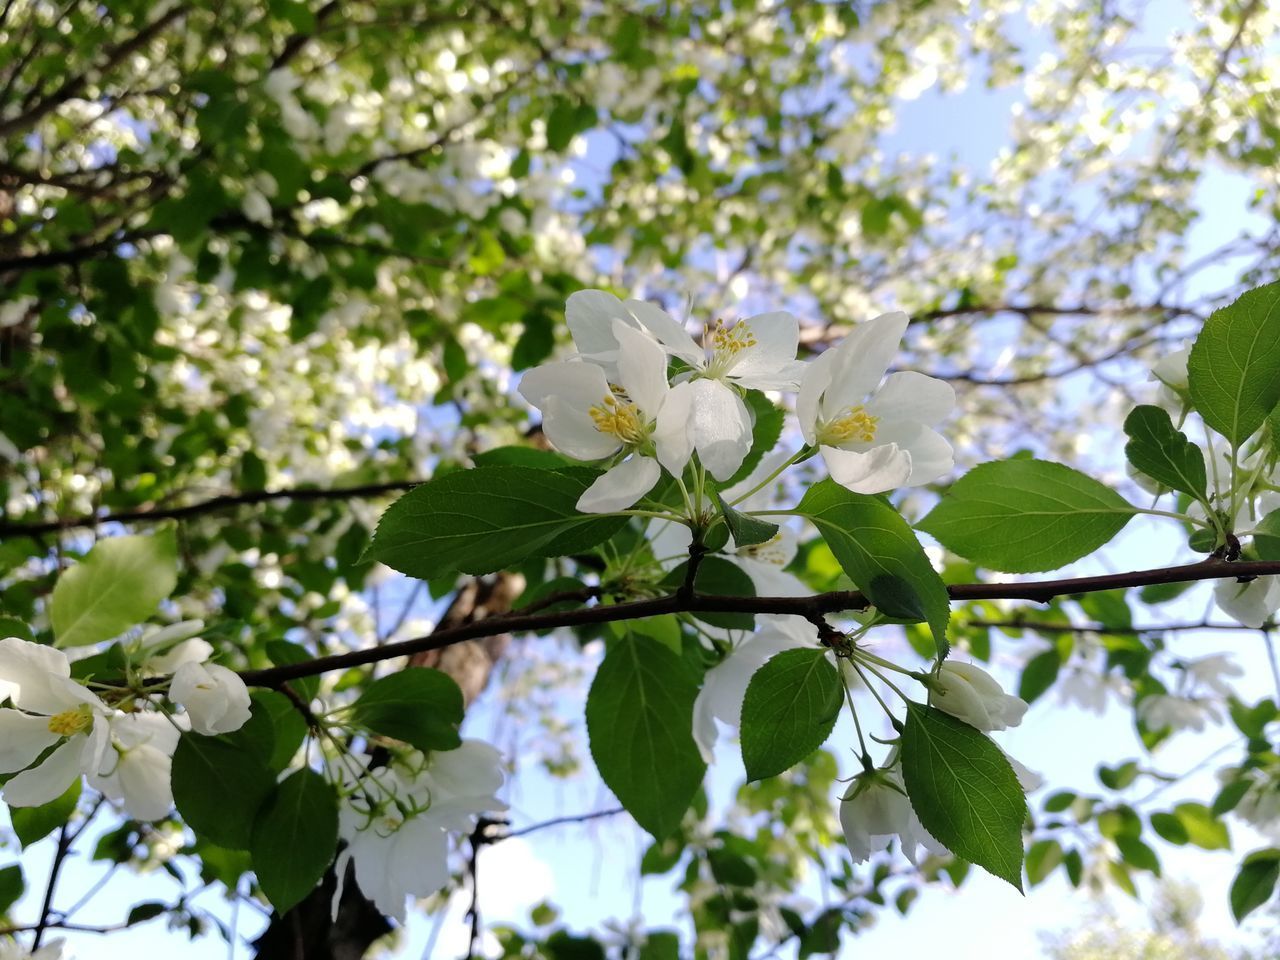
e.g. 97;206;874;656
0;480;421;539
237;557;1280;687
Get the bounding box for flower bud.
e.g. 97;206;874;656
928;661;1027;731
170;662;252;736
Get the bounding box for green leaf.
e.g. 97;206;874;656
1253;509;1280;560
363;466;625;581
172;733;276;849
1025;838;1063;886
10;778;80;849
250;769;338;914
250;690;308;771
265;640;319;704
586;633;705;838
1122;405;1207;498
49;531;178;647
1018;649;1061;703
349;667;464;752
1150;812;1189;845
740;649;842;781
1115;835;1160;875
639;931;680;960
796;480;949;657
1174;802;1230;850
714;492;779;548
1188;281;1280;446
1231;849;1280;922
0;864;23;914
918;460;1136;573
900;702;1027;890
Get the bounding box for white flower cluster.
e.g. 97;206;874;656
0;633;251;821
333;740;507;922
519;291;956;512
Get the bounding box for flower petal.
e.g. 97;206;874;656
866;371;955;426
625;299;703;366
520;362;621;461
690;379;752;481
613;319;669;419
654;380;695;475
3;737;83;807
566;290;639;373
797;349;837;445
0;710;61;773
819;443;912;495
0;637;80;715
725;312;801;389
822;312;910;414
576;456;660;513
873;421;954;487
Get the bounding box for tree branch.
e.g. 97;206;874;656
237;557;1280;687
0;479;422;539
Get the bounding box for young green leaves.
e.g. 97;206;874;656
49;530;178;647
1123;405;1207;499
918;459;1136;573
1187;280;1280;447
900;703;1027;890
586;633;705;838
796;480;950;657
740;649;842;781
363;464;625;580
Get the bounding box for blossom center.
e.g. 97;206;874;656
47;703;94;737
704;318;757;377
816;405;878;445
588;389;649;445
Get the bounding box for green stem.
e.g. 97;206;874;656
727;449;803;507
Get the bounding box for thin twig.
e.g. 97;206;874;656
237;558;1280;688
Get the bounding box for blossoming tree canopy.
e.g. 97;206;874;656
5;0;1280;956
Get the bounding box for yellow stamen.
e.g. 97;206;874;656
47;703;94;737
588;389;649;444
817;406;879;445
708;318;758;356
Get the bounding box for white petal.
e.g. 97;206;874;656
690;379;753;481
722;449;795;511
1215;577;1280;628
566;290;638;372
0;710;61;773
654;380;695;475
144;638;213;676
111;744;175;821
820;444;912;495
3;737;83;807
822;312;910;414
625;299;703;366
0;638;81;716
797;350;837;445
866;372;955;426
725;312;801;388
613;319;670;419
520;363;621;461
576;457;660;513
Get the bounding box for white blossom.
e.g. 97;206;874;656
89;712;182;822
839;766;945;866
1137;694;1223;733
798;312;954;494
519;320;694;512
1214;576;1280;629
333;740;507;923
0;638;113;808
